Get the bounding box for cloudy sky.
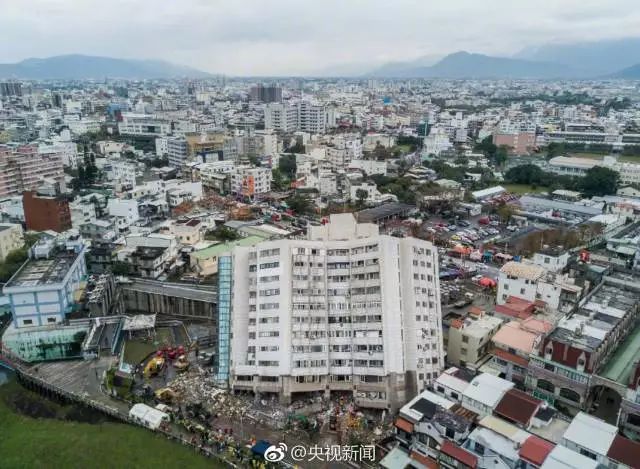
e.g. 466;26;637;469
2;0;640;75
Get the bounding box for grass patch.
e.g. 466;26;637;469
0;379;218;469
619;155;640;163
504;184;550;195
394;144;412;154
122;340;156;366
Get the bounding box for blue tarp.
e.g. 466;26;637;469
251;440;271;456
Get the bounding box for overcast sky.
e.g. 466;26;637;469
2;0;640;75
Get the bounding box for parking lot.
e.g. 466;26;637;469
419;214;512;248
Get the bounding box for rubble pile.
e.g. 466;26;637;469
167;366;225;403
167;366;251;419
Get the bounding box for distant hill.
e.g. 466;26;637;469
0;54;212;79
366;54;443;77
371;51;576;79
516;38;640;76
611;63;640;79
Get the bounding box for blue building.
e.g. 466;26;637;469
3;237;87;328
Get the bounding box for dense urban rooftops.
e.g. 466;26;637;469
5;247;82;289
550;282;640;352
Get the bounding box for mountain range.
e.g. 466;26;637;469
0;54;212;79
365;38;640;79
2;38;640;79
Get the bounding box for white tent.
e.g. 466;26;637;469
129;403;169;430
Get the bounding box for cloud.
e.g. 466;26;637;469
1;0;640;75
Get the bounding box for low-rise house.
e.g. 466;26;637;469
171;219;204;245
394;389;477;465
461;373;514;418
487;318;553;386
446;310;503;369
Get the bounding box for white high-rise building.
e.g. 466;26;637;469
264;103;298;132
264;101;327;134
297;101;326;134
166;136;188;169
229;214;444;411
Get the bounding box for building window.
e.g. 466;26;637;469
559;388;581;403
474;442;485;456
462;335;469;344
537;379;555;393
579;448;597;460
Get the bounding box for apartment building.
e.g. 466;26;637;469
117;114;171;137
497;261;582;313
3;236;87;328
230;165;272;200
264;103;298;132
0;223;23;262
229;214;444;411
23;190;72;233
249;84;282;103
493;131;536;155
264;101;327;134
526;279;640;414
297;101;326;134
0;144;65;197
166;136;188;169
445;310;503;369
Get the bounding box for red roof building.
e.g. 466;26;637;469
518;435;555;467
439;440;478;468
495;296;536;320
607;435;640;469
410;451;438;468
395;417;414;433
494;389;543;427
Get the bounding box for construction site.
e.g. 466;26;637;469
1;307;387;468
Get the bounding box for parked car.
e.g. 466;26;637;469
454;297;473;308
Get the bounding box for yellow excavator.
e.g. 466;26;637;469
174;354;190;372
143;355;165;378
155;387;179;403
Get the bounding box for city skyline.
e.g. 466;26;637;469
3;0;640;76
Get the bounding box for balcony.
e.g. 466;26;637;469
328;381;353;391
289;381;325;393
355;397;388;409
232;380;254;390
254;381;282;393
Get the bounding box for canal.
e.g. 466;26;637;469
0;367;13;386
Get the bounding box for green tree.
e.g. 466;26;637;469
496;204;516;224
580;166;620;197
248;155;261;167
288;140;305;154
111;261;131;276
271;168;288;191
0;246;30;282
205;226;240;242
278;154;297;179
505;164;545;185
396;159;410;176
494;145;509;167
474;135;497;159
355;188;368;207
287;195;314;215
546;142;566;159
